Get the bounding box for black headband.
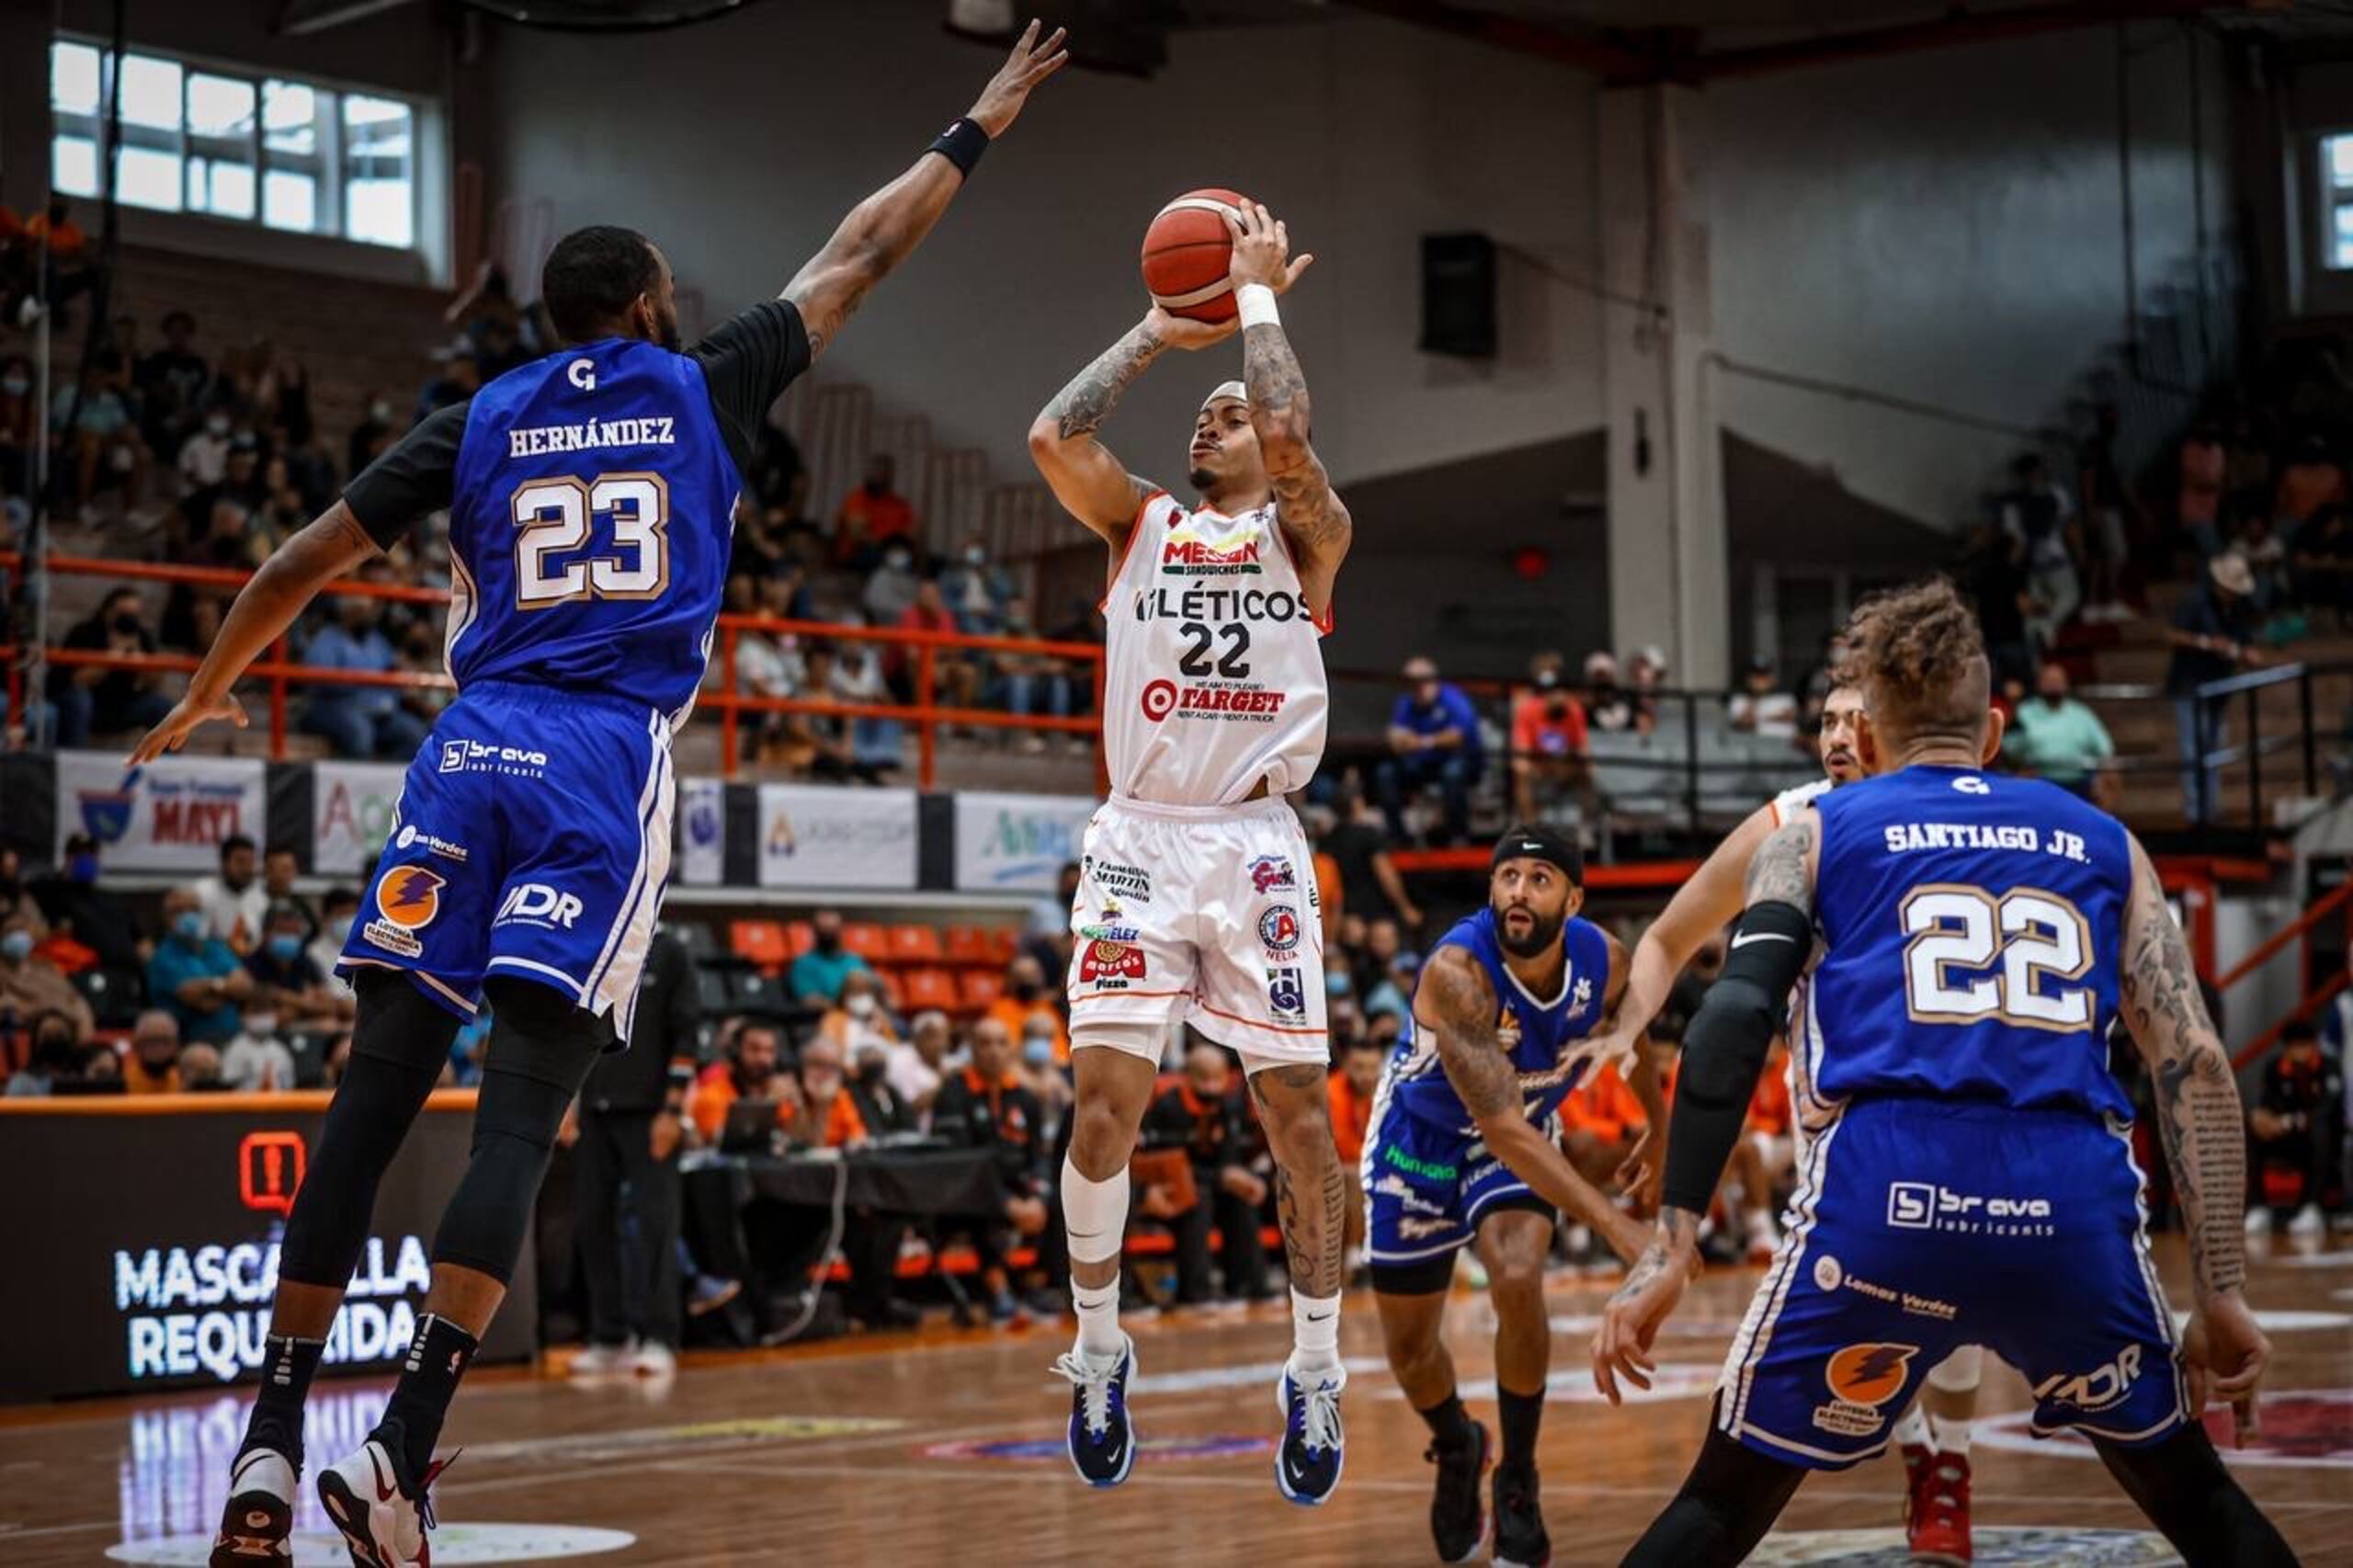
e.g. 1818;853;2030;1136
1491;824;1584;887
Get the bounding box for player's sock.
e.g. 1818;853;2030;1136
1929;1414;1971;1457
1290;1287;1341;1375
1415;1391;1475;1448
1892;1405;1929;1449
239;1334;324;1462
1062;1156;1129;1359
373;1312;479;1481
1071;1278;1122;1359
1497;1384;1543;1472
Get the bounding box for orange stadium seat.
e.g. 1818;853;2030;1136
842;923;889;961
783;920;815;958
900;968;960;1012
944;926;992;965
729;919;789;974
887;924;945;964
874;969;904;1010
959;970;1005;1011
985;927;1018;964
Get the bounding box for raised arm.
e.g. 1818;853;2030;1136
2118;835;2269;1440
1592;813;1817;1402
1028;317;1176;544
1415;946;1649;1264
1227;202;1347;613
783;23;1066;361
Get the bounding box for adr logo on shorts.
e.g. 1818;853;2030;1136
1811;1342;1916;1439
362;866;446;959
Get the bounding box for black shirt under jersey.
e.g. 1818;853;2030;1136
342;299;810;548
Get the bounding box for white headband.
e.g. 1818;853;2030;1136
1201;380;1248;412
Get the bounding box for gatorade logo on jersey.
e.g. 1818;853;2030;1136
1813;1343;1918;1438
1161;520;1262;576
1079;938;1147;987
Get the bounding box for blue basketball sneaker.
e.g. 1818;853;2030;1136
1275;1359;1347;1506
1052;1336;1137;1487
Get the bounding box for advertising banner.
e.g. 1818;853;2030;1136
312;761;407;875
51;751;267;873
677;777;727;886
952;790;1097;893
755;785;917;890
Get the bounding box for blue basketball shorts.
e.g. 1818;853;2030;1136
1716;1096;2189;1470
1361;1086;1555;1286
337;680;676;1038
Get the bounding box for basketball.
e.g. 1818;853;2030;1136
1142;187;1249;322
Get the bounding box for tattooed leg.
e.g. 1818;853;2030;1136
1249;1062;1347;1300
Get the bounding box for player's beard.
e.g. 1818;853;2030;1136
1494;901;1564;959
654;305;683;353
1188;464;1214;492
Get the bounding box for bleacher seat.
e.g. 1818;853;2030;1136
985;927;1018;964
727;969;791;1018
900;968;960;1013
72;965;146;1029
959;971;1005;1011
669;922;721;964
944;926;993;965
784;920;815;958
729;920;790;975
886;924;945;964
842;923;889;961
692;963;733;1019
874;969;904;1011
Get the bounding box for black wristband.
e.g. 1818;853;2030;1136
927;117;989;177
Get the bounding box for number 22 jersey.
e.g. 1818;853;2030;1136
1099;492;1332;807
1805;764;2133;1120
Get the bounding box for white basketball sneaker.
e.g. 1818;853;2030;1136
315;1435;450;1568
209;1446;297;1565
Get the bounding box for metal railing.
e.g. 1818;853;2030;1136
1;552;1108;790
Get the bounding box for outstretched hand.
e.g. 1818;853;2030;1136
127;689;247;767
965;19;1070;138
1591;1225;1699;1404
1224;201;1314;296
2183;1290;2270;1448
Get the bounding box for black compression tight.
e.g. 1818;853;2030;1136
2094;1426;2300;1566
1620;1421;1806;1568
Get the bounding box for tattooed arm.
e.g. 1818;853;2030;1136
1415;947;1649;1263
1226;202;1349;617
784;25;1066;361
1027;320;1174;545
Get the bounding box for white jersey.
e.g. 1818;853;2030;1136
1099;490;1330;806
1766;774;1841;1138
1768;777;1831;828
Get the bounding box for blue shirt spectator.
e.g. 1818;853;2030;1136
148;887;252;1044
1377;657;1484;846
788;909;870;1006
300;581;429;761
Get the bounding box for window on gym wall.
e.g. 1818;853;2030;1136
2325;133;2353;269
49;38;418;254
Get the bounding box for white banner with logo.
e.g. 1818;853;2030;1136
755;785;917;890
677;777;727;886
313;761;408;875
952;790;1098;894
52;751;267;873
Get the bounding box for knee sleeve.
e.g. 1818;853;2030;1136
2094;1426;2299;1566
1927;1345;1983;1392
1061;1156;1130;1265
430;983;604;1284
278;975;458;1287
1623;1420;1806;1568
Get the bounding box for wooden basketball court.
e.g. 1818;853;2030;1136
5;1236;2347;1565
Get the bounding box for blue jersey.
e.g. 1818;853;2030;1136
1804;763;2132;1120
1387;907;1618;1136
445;339;739;722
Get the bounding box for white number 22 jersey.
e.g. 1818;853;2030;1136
1099;491;1331;806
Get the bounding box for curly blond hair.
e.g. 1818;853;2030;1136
1844;576;1989;746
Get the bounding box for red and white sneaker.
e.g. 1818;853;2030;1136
314;1437;452;1568
209;1447;296;1564
1906;1450;1972;1563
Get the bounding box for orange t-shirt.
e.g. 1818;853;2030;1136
1327;1072;1374;1165
1562;1062;1646;1142
806;1088;868;1148
1746;1049;1792;1137
985;995;1071;1063
835;487;915;560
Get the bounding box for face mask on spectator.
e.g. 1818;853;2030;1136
205;414;230;437
1010;978;1040;1003
1023;1034;1052;1067
964;546;985;566
846;992;876;1019
884;550;912;573
267;933;302;961
1;376;27;397
1325;971;1351;997
110;609;142;637
814;928;840;953
0;931;32;961
329;913;355;942
173;910;206;943
32;1028;76;1069
67;852;99;883
244;1013;278;1039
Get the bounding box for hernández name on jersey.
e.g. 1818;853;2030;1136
506;414;677;458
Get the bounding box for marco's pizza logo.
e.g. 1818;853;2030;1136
239;1131;305;1216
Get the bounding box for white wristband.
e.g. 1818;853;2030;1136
1235;283;1279;330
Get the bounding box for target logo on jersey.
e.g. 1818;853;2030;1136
1079;938;1148;988
1258;904;1301;956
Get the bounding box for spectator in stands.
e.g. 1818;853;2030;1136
819;966;900;1056
347;393;397;480
300;568;430;760
1954;518;2034;691
688;1021;796;1143
309;888;359;1006
727;496;790;597
220;1007;297;1092
27;832;140;972
791;1037;870;1150
1726;655;1798;740
244;900;347;1029
261;846;314;937
2234;514;2291;614
1329;1034;1382;1275
415;341;480;422
891;578;983;712
1144;1037;1273;1304
2002;451;2082;661
122;1008;185;1095
194;835;267;954
788;909;869;1006
1625;644;1667;733
833;452;916;570
987;953;1068;1063
50;363;146;517
136;309;210;458
889;1008;954;1114
848;1038;919;1137
148;884;252;1045
1799;631;1851;731
2245;1019;2343;1238
2165;551;2266;825
735;588;807;762
1582;652;1636;733
6;1010;93;1096
1322;783;1420;930
2004;662;2117;802
745;416;802;516
2075;403;2137;623
178;1041;227;1092
828;619;902;778
0;904;91;1043
177;405;235;495
861;542;923;626
2177;421;2227;559
2293;503;2353;627
1017;1019;1073;1139
796;644;890;785
1352;916;1406;1004
1378;656;1482;846
1021;859;1084;979
1362;949;1419;1025
775;471;826;567
941;533;1014;635
2275;434;2344;537
0;354;34;501
50;587;175;747
997;597;1074;754
931;1016;1056;1321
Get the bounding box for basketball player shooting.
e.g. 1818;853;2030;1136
1589;580;2296;1568
131;25;1068;1568
1026;199;1354;1504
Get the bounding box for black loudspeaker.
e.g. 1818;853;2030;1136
1421;232;1496;358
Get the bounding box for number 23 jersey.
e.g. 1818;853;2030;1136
1807;765;2132;1119
1100;491;1332;806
